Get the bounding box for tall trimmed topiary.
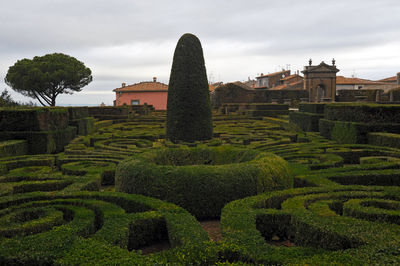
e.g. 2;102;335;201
166;33;213;142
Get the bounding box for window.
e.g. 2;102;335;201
131;100;140;105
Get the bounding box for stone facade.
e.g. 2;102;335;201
302;61;339;102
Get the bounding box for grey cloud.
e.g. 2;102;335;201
0;0;399;105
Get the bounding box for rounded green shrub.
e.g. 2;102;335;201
115;145;292;219
166;33;213;142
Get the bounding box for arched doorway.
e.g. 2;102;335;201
316;84;325;102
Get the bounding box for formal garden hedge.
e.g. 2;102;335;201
0;107;69;131
246;103;289;117
289;103;326;132
115;145;292;219
324;103;400;123
0;140;27;158
368;132;400;149
1;104;400;264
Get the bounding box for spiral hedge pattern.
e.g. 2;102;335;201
221;186;400;265
0;111;400;264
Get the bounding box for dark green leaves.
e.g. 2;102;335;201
5;53;92;106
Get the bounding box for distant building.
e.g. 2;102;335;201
113;77;168;110
255;70;291;88
337;74;400;93
113;78;219;110
377;73;400;85
336;76;390;91
302;60;339;102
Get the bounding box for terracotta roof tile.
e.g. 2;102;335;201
256;70;289;79
377;76;397;82
336;76;388;85
270;80;304;90
281;74;301;81
270;84;288;90
114;81;168;92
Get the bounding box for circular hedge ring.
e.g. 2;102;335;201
0;191;212;265
221;186;400;265
115;145;292;219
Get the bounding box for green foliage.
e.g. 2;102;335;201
166;33;213;142
298;103;326;114
115;145;292;219
320;118;400;144
2;106;400;264
325;103;400;123
289;112;324;132
331;121;358;144
368;132;400;149
5;53;92;106
0;140;28;158
0;107;69;131
220;186;400;264
0;191;213;265
0;89;19;107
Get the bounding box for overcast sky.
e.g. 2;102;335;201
1;0;399;106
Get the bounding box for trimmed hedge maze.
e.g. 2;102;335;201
1;106;400;264
221;186;400;264
0;191;216;264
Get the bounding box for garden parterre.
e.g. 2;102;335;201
0;109;399;264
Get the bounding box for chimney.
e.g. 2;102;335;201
153;77;157;82
121;82;126;87
397;72;400;85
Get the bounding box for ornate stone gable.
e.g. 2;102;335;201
302;60;340;102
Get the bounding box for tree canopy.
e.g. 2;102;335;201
166;33;213;142
5;53;92;106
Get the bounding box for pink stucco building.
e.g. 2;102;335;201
113;77;168;110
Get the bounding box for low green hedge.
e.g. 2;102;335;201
324;103;400;123
0;140;27;158
298;103;326;114
0;107;69;131
0;155;55;174
93;120;113;132
0;126;77;154
368;132;400;149
283;153;343;170
319;119;400;144
248;104;289;111
61;161;116;186
289;112;323;132
69;117;95;136
220;186;400;264
0;191;221;265
246;110;289;117
67;107;89;120
116;145;292;219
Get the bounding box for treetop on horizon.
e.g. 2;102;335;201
5;53;92;106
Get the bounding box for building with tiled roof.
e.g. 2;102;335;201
378;76;398;83
113;77;168;109
269;80;304;90
336;76;398;93
255;70;291;88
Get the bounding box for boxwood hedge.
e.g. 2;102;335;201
115;145;292;219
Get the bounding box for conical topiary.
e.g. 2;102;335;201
166;33;213;142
